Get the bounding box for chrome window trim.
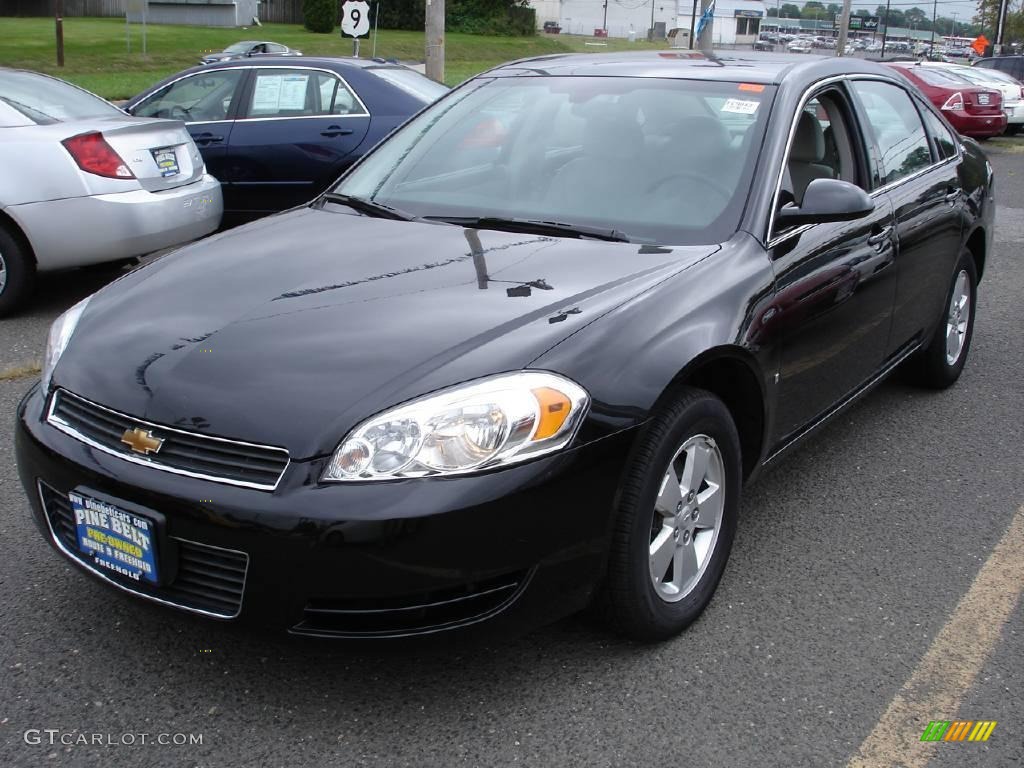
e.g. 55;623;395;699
132;64;370;123
36;479;248;620
242;65;370;119
766;73;961;248
46;389;290;492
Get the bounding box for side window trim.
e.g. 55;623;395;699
766;75;872;245
132;68;248;125
846;78;950;196
237;66;370;121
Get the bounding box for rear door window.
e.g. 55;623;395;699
851;80;933;188
243;69;367;118
918;106;959;160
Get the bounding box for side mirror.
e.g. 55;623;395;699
777;178;875;227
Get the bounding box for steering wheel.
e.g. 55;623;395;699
647;171;732;207
169;105;191;121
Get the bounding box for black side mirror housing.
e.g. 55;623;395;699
777;178;875;227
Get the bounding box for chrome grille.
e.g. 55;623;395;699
38;481;247;618
47;389;289;491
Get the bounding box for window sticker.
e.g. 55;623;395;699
252;74;309;113
738;83;766;93
721;98;760;115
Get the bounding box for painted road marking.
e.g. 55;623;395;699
847;505;1024;768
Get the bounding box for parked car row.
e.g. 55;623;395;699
0;58;447;314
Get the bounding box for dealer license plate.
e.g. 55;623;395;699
151;146;179;177
71;492;158;584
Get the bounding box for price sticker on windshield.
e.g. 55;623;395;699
721;98;760;115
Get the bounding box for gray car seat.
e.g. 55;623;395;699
788;111;835;203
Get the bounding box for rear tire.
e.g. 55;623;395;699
907;250;977;389
596;387;742;641
0;224;35;318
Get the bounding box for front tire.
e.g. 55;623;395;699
597;388;742;641
907;250;977;389
0;224;35;318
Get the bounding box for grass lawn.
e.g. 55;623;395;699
0;17;669;99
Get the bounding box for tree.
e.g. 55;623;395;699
767;7;779;16
855;9;870;18
905;7;928;27
779;3;801;18
303;0;337;33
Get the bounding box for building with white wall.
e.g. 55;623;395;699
530;0;768;44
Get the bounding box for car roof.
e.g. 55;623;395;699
482;50;897;85
199;56;395;72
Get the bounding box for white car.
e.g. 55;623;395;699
0;69;223;315
787;39;812;54
921;61;1024;135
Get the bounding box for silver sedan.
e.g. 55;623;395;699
0;69;223;315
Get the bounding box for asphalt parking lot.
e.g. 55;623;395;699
2;141;1022;768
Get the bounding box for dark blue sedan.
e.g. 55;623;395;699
126;58;447;220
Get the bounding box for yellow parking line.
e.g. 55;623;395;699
847;506;1024;768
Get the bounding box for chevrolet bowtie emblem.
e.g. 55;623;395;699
120;427;164;455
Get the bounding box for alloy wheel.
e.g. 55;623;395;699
945;269;971;365
649;434;725;602
0;249;7;294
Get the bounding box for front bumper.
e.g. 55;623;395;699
8;174;223;271
16;383;636;639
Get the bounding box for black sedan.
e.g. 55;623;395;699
125;58;448;221
17;52;993;642
199;40;302;66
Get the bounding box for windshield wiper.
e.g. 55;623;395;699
427;216;630;243
320;192;418;221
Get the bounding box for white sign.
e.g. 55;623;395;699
341;1;371;37
720;98;760;115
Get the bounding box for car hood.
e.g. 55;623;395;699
56;207;718;459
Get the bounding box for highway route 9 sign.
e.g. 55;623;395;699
341;0;371;37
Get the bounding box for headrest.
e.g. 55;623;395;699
582;115;644;161
670;115;731;158
791;111;825;163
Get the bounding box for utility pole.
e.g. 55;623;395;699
425;0;444;83
689;0;698;48
55;0;65;67
649;0;656;41
881;0;891;56
603;0;609;32
835;0;853;56
995;0;1009;53
930;0;937;49
697;0;714;54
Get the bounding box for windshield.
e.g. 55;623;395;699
369;67;449;103
223;42;258;54
0;70;121;124
332;76;774;245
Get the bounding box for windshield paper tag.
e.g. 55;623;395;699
721;98;760;115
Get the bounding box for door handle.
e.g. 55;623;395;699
194;132;224;145
320;125;354;137
867;225;893;248
944;188;961;204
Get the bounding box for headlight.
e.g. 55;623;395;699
41;296;90;392
323;371;589;481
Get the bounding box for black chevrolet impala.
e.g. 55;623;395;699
16;52;993;641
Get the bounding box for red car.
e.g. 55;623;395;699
886;63;1006;138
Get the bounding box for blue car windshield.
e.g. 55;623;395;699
332;76;775;245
